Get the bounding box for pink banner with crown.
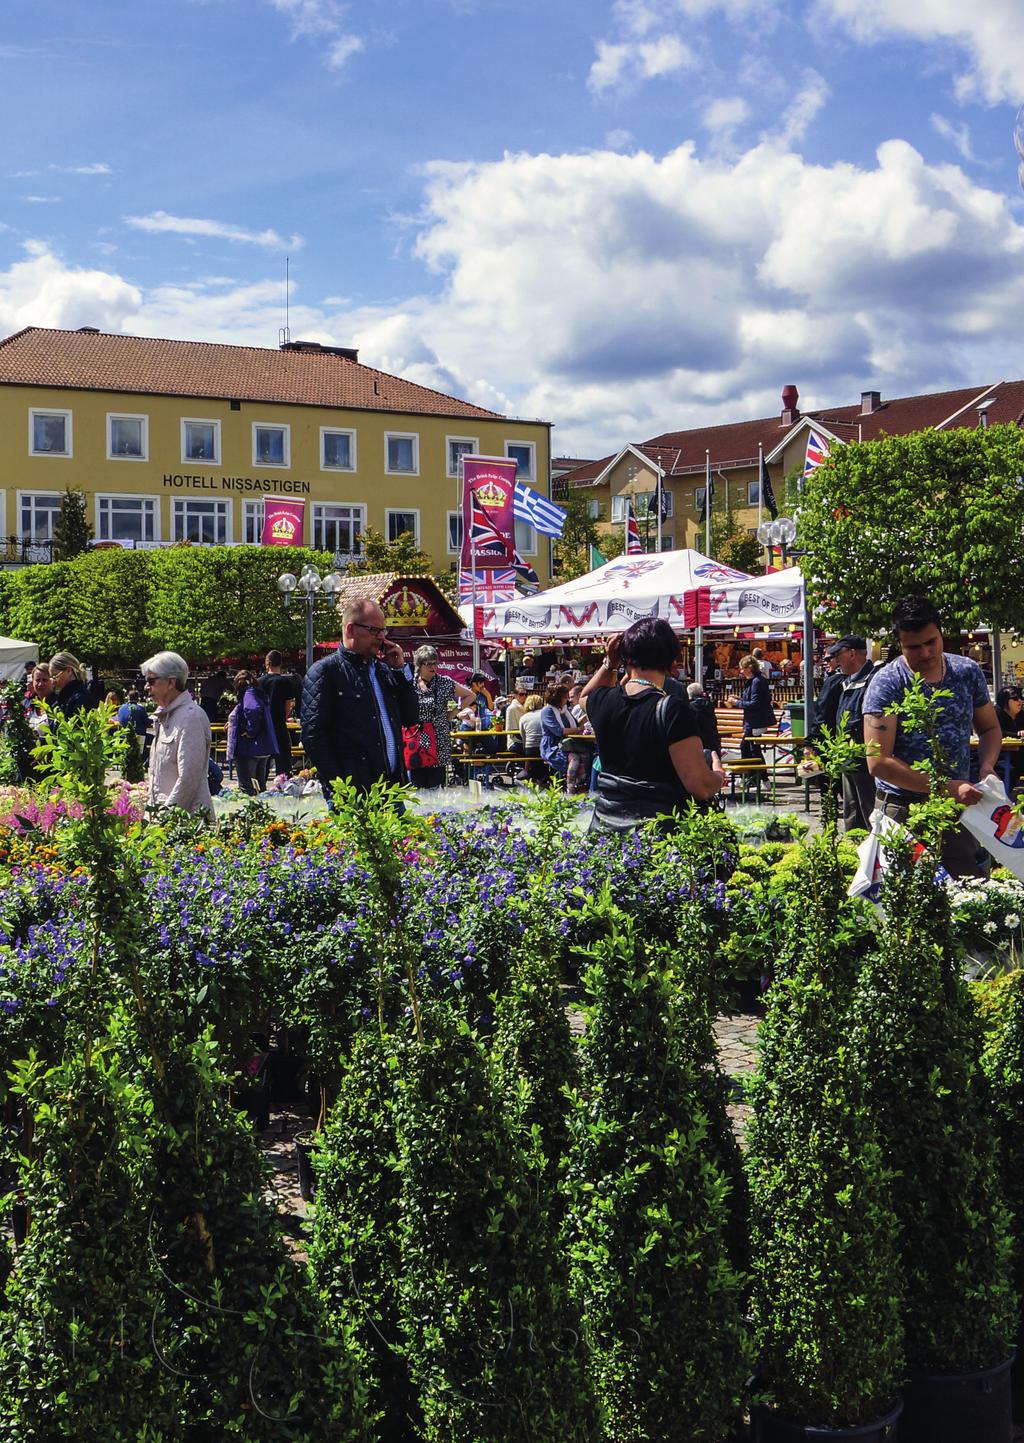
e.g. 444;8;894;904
262;498;305;546
460;455;517;570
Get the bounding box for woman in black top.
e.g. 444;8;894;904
582;619;727;831
994;686;1023;791
48;651;93;719
727;654;775;762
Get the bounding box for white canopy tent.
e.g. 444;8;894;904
477;549;805;639
0;634;39;681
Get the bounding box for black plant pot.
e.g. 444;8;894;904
1011;1336;1024;1424
295;1134;316;1203
750;1399;901;1442
10;1201;28;1247
900;1354;1014;1443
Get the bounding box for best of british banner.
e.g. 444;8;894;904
460;455;518;570
261;498;305;546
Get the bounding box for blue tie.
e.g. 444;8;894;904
369;663;399;775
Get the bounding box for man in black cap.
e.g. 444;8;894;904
828;635;881;831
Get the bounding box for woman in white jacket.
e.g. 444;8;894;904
141;651;214;818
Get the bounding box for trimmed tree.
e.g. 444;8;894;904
51;488;93;560
797;423;1024;635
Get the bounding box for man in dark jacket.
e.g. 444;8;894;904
301;599;418;799
830;636;883;831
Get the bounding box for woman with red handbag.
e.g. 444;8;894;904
405;645;475;790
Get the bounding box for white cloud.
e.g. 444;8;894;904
266;0;362;71
4;135;1024;454
814;0;1024;104
606;129;636;150
776;69;829;144
704;97;750;133
20;194;62;204
588;33;692;91
123;211;303;251
50;162;112;176
930;113;974;161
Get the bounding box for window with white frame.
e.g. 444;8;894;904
243;500;265;544
312;503;364;557
660;535;674;551
108;413;147;460
172;497;229;545
747;480;762;507
694;487;707;514
321;428;355;471
97;495;157;543
446;436;477;477
386;509;419;545
505;441;535;481
447;511;463;553
610;495;629;523
20;492;62;540
385;433;418;474
182;419;220;464
587;498;600;520
253;423;289;467
514;519;536;556
29;409;72;457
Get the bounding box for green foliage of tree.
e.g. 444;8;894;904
982;971;1024;1339
51;488;93;560
0;571;16;635
346;525;458;602
6;561;76;660
70;547;152;667
553;492;604;580
797;423;1024;634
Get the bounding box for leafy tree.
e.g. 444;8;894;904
51;488;93;560
553;492;604;580
5;560;76;659
70;547;152;668
346;525;458;602
797;423;1024;634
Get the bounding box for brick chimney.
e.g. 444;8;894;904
860;390;881;414
781;384;800;427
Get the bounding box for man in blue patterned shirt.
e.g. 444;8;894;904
863;596;1003;877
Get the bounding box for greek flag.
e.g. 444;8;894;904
513;480;566;539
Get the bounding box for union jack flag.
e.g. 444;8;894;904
803;428;831;485
459;568;517;604
468;496;515;564
626;503;644;555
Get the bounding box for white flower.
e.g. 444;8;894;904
983;922;997;935
1005;914;1021;929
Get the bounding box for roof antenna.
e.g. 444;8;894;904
278;256;291;347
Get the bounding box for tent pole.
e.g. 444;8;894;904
801;577;814;732
694;625;704;687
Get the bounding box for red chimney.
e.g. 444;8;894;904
781;384;800;426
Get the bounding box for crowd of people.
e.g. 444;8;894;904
9;592;1021;880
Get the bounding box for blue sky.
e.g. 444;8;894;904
1;0;1023;453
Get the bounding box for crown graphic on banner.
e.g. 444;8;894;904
270;515;298;541
473;478;508;507
383;586;432;627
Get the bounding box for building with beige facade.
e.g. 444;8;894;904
0;326;553;579
557;380;1024;553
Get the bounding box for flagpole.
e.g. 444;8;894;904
656;466;663;553
467;462;481;671
757;442;764;534
705;451;713;555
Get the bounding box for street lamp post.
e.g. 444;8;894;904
756;515;797;568
276;563;344;664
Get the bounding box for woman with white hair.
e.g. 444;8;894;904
407;645;475;789
141;651;213;817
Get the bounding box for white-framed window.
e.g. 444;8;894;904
181;418;221;464
243;500;265;545
386;509;419;545
312;502;364;557
695;487;708;514
96;494;157;543
29;408;72;457
514;519;537;556
446;436;477;478
447;511;463;553
385;432;419;475
107;413;148;461
747;481;762;507
253;422;290;467
611;495;629;523
587;499;600;520
660;535;674;551
321;427;356;471
172;497;230;544
19;491;62;540
505;440;535;481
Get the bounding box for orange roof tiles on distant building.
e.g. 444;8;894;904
0;325;509;421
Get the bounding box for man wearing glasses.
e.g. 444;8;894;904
301;598;418;799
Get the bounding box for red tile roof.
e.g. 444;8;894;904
563;380;1024;486
0;326;514;421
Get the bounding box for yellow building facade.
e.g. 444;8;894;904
0;327;553;580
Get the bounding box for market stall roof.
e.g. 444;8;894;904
0;634;39;680
480;550;805;640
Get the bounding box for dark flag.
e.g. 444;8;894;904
760;454;778;520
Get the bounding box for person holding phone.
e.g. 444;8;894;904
301;599;419;800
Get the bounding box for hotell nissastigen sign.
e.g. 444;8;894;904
162;473;311;494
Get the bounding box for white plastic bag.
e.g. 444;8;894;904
959;775;1024;880
849;808;915;905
